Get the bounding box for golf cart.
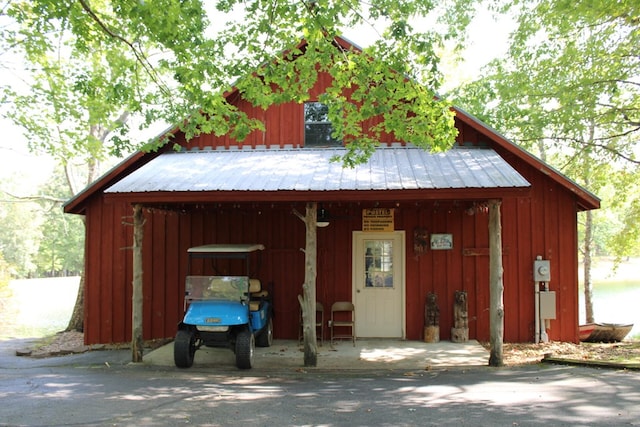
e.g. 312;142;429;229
174;244;273;369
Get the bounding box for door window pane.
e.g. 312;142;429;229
364;240;394;288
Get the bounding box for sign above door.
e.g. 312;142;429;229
362;208;395;232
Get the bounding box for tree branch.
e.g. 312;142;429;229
549;134;640;165
77;0;171;96
292;208;306;223
518;131;640;165
1;190;66;203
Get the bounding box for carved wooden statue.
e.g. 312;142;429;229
423;292;440;343
451;290;469;343
453;291;468;329
425;292;439;326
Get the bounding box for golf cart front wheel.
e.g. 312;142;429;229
174;329;196;368
235;330;255;369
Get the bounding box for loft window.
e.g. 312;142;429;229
304;102;342;147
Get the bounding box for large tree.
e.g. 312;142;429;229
451;1;640;325
1;1;158;330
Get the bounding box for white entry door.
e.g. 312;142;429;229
352;231;405;338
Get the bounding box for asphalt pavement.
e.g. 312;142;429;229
2;338;640;426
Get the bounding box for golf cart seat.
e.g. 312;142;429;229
249;279;268;311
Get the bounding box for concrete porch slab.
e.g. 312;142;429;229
143;339;489;371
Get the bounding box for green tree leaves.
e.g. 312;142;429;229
451;0;640;263
2;0;476;166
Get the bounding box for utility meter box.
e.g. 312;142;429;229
539;291;556;319
534;259;551;282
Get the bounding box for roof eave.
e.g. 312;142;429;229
63;149;162;215
102;186;532;206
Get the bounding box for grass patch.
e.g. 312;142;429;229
581;341;640;364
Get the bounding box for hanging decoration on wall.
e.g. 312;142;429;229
413;227;428;255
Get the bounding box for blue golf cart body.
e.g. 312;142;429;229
174;244;273;369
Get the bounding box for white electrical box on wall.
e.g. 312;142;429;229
534;259;551;282
539;291;556;319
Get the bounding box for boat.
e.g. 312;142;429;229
579;323;634;343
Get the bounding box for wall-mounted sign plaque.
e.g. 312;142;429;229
430;233;453;250
362;208;394;232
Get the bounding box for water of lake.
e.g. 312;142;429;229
578;281;640;339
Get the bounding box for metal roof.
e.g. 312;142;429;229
104;145;530;194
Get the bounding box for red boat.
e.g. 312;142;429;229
579;323;633;343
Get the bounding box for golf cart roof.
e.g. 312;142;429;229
187;244;265;254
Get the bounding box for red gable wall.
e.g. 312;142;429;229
181;71;399;151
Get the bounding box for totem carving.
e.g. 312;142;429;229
423;292;440;343
451;290;469;343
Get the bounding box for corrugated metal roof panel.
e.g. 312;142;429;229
105;146;530;194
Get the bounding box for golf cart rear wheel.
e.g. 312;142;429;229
235;330;255;369
174;329;196;368
256;317;273;347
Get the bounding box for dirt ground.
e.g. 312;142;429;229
499;340;640;365
23;331;640;366
18;331;171;358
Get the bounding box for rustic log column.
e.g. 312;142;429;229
295;202;318;367
488;199;504;367
131;204;144;363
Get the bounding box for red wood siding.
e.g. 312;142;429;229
84;198;132;344
84;182;581;345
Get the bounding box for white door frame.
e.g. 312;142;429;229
352;230;406;338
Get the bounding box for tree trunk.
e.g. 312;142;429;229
65;217;86;332
62;128;103;334
488;199;504;367
65;273;85;332
299;202;318;367
131;204;144;362
582;122;596;324
583;209;595;323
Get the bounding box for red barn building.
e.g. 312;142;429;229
64;37;599;346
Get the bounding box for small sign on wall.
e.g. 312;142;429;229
362;208;394;232
430;233;453;250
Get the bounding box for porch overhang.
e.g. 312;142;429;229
103;145;531;204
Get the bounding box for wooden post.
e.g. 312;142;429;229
131;204;144;363
295;202;318;367
488;199;504;367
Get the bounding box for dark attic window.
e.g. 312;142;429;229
304;102;342;147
